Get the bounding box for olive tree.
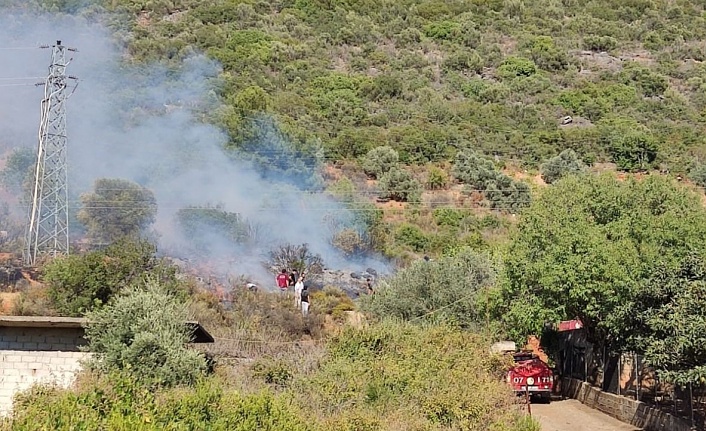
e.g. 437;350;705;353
77;178;157;244
362;146;399;179
540;149;587;184
379;167;422;202
84;281;207;388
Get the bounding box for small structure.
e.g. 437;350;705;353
0;316;213;415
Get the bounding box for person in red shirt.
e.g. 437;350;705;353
276;269;289;292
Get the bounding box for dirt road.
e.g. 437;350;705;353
533;399;641;431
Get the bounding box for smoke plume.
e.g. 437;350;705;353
0;9;388;288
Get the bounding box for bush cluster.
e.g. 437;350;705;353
453;150;531;211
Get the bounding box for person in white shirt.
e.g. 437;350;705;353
294;277;304;308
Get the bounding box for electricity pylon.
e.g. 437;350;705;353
24;41;77;266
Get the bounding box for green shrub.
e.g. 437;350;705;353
379;168;421;202
394;223;430;252
689;163;706;187
610;132;658;172
541;149;588;184
433;207;465;227
443;50;483;73
524;36;568;71
0;147;34;195
598;117;659;172
497;56;537;79
425;166;449;190
360;248;494;327
423;20;460;40
362;146;399;179
177;205;257;252
365;74;404;101
452;150;498;189
252;359;293;387
620;62;668;97
583;35;618;51
310;286;356;322
485;175;532;212
45;238;181;316
7;375;308;431
83;282;208;388
453;150;531;211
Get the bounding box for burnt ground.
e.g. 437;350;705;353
533;399;641;431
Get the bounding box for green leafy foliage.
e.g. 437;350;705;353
425;165;449;190
453;150;531;211
83;282;208;388
497;57;537;80
597;117;659;171
7;376;307;431
361;248;495;328
619;62;668;97
378;167;421;202
300;321;536;430
541;149;587;184
14;0;706;176
496;174;706;378
77;178;157;245
583;35;618;52
5;322;538;431
361;146;399;179
688;163;706;187
523;36;568;71
452;150;499;189
626;255;706;385
43;238;181;316
394;223;430;252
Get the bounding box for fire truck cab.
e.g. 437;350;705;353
506;351;553;403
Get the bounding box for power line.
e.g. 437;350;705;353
0;47;42;50
0;76;45;81
0;83;40;88
409;291;479;322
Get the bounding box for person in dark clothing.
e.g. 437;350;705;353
289;269;299;287
300;285;310;316
366;278;374;295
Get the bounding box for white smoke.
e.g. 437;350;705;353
0;9;389;287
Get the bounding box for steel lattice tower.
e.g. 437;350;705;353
25;41;75;266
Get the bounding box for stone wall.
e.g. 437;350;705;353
0;327;88;415
562;377;693;431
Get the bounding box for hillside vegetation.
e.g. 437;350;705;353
98;0;706;173
2;0;706;427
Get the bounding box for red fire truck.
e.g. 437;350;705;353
506;351;553;403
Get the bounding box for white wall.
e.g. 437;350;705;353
0;327;88;415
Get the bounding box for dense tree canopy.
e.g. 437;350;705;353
496;173;706;383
